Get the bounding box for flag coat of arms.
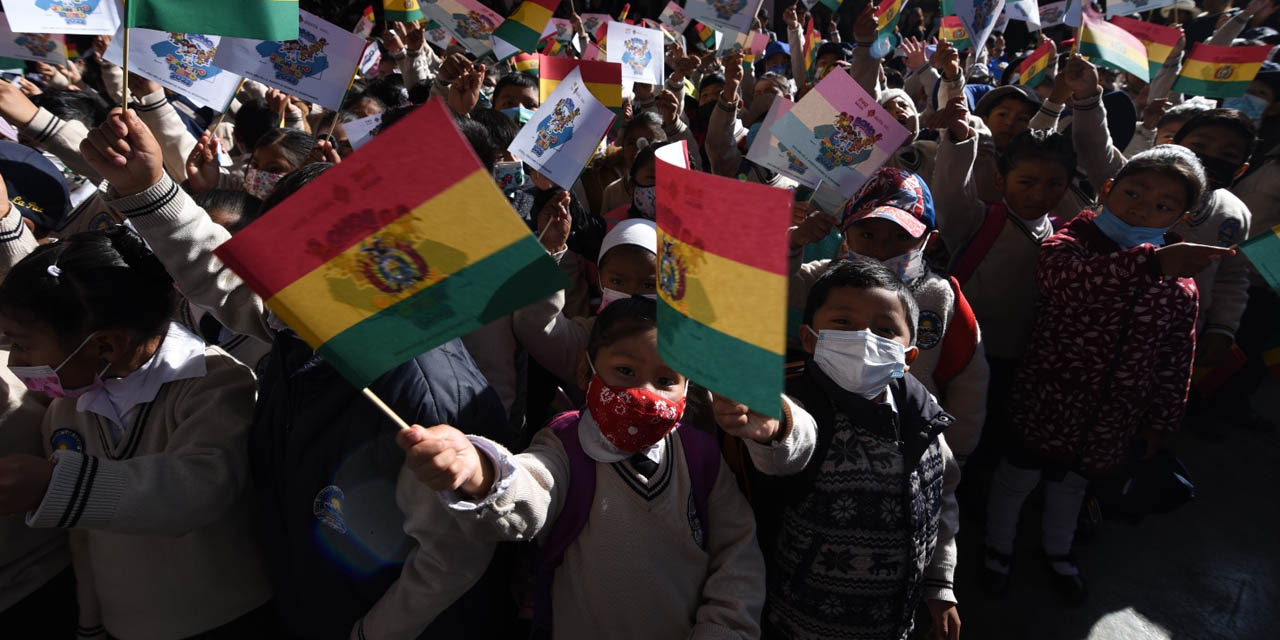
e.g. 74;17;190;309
213;99;568;387
104;27;242;110
939;15;971;50
213;10;366;110
125;0;299;41
1016;39;1054;86
655;152;791;419
510;67;616;190
384;0;423;23
770;69;910;198
493;0;559;53
1;0;120;35
1173;43;1271;98
1077;6;1150;81
1109;15;1181;78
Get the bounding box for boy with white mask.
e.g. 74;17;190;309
714;258;962;640
789;167;989;463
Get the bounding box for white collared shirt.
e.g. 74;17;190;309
576;408;665;466
77;322;207;443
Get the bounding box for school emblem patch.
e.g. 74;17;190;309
916;310;943;350
687;492;705;549
1217;219;1241;245
313;485;348;534
50;428;83;453
89;211;115;231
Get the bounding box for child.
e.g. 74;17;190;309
602;142;660;229
719;259;960;640
0;226;274;638
789;168;988;463
984;146;1230;601
599;113;667;212
492;72;540;111
402;297;768;639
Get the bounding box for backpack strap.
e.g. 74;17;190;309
948;202;1008;286
532;411;593;630
676;425;721;550
932;276;980;388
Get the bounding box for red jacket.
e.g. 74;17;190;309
1009;210;1198;475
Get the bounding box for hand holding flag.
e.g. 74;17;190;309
79;109;165;196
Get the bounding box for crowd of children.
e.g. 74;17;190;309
0;0;1275;638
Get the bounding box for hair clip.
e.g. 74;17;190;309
46;264;61;278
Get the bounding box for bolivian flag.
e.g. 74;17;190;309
213;100;568;387
804;17;821;74
1109;15;1180;78
493;0;560;53
817;0;844;11
125;0;300;41
513;52;539;76
695;21;718;50
1017;40;1054;87
655;151;791;419
1078;6;1149;82
940;16;971;51
1173;43;1271;98
875;0;908;43
1241;222;1280;295
384;0;423;22
540;55;623;118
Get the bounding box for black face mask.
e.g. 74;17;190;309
1195;152;1242;191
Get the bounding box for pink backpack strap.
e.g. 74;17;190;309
533;411;591;629
949;202;1008;286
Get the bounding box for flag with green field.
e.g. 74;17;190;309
125;0;299;41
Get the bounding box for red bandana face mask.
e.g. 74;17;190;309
585;374;687;453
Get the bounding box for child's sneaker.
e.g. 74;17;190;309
1043;551;1088;605
979;547;1012;596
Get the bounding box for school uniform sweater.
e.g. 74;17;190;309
26;338;274;640
132;89;198;184
789;260;988;459
0;351;68;614
1072;92;1253;339
448;412;769;640
932;134;1055;359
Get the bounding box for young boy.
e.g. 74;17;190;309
719;259;961;640
789;168;988;463
491;72;540;111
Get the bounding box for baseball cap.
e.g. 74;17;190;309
0;141;71;231
840;167;935;238
975;84;1041;119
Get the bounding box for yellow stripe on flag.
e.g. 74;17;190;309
540;79;623;108
265;171;534;347
1180;58;1264;83
511;1;554;29
657;231;787;356
1147;42;1172;63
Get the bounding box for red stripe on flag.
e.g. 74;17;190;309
214;100;482;297
1184;42;1272;65
539;55;622;84
1108;15;1181;47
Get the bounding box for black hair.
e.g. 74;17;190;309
32;89;110;127
362;75;409;109
1173;107;1259;162
192;189;263;234
342;92;388;114
622;111;665;141
630;140;668;182
379;104;416;130
1156;101;1211;130
252;127;318;170
1113;145;1207;212
802;258;919;346
233;98;276;153
996;128;1077;177
493;72;538;104
884;68;905;90
408;80;433;105
0;226;176;343
260;163;332;213
698;73;726;94
455;116;497;174
470;107;521;152
587;295;657;359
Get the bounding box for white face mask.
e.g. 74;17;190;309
599;287;657;311
850;246;926;283
632;184;656;218
808;328;907;400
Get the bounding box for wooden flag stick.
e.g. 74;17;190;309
210;76;248;134
362;387;412;431
121;23;131;108
326;46;367;139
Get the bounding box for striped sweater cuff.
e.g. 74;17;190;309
21;107;63;144
27;451;127;529
76;624;106;639
132;90;168;113
1072;93;1101;111
921;581;957;604
106;174;186;224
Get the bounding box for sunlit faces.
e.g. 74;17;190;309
994;157;1071;220
799;286;917;365
599;244;658;297
1102;170;1192;229
590;328;686;402
983;96;1036;149
494;85;539;111
844;218;926;262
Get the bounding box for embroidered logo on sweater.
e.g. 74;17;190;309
916;311;942;350
1218;219;1241;245
89;211;114;231
313;485;348;534
50;428;83;453
686;491;705;549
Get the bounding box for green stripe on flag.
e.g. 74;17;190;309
1171;76;1252;98
1078;41;1147;82
657;301;783;419
494;20;543;53
126;0;299;41
1240;227;1280;295
386;9;424;22
1148;61;1162;79
317;237;568;387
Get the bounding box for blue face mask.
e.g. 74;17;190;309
1093;206;1171;250
1223;93;1267;125
767;64;789;76
501;105;535;125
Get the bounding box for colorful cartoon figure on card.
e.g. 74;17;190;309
779;144;809;175
152;34;222;87
453;11;496;39
257;27;330;84
35;0;99;24
622;37;652;74
710;0;748;21
15;34;57;59
582;15;603;33
813;112;882;170
532;97;580;157
357;236;429;295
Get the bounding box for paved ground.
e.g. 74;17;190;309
951;378;1280;640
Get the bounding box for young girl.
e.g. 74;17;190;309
983;146;1232;600
0;225;274;638
401;297;767;639
602;142;659;229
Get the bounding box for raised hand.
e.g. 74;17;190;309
711;394;783;443
447;61;486;117
939;96;973;141
537;190;572;253
81;109;165;195
396;424;494;495
1064;54;1101;100
932;38;961;81
783;4;800;30
902;37;928;70
854;3;877;43
1155;242;1236;278
656;89;680;126
184;131;221;194
790;211;839;248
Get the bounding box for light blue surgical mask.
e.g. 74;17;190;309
1093;206;1171;250
501;105;535;125
1223;93;1267;125
478;86;494;110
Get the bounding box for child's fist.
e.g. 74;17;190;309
790;211;838;249
396;424;494;496
712;394;782;443
1065;54;1101;100
1154;242;1236;278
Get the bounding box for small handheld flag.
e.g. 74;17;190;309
125;0;300;41
1077;6;1149;82
493;0;559;53
1173;43;1271;98
1017;39;1054;86
1109;15;1180;79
